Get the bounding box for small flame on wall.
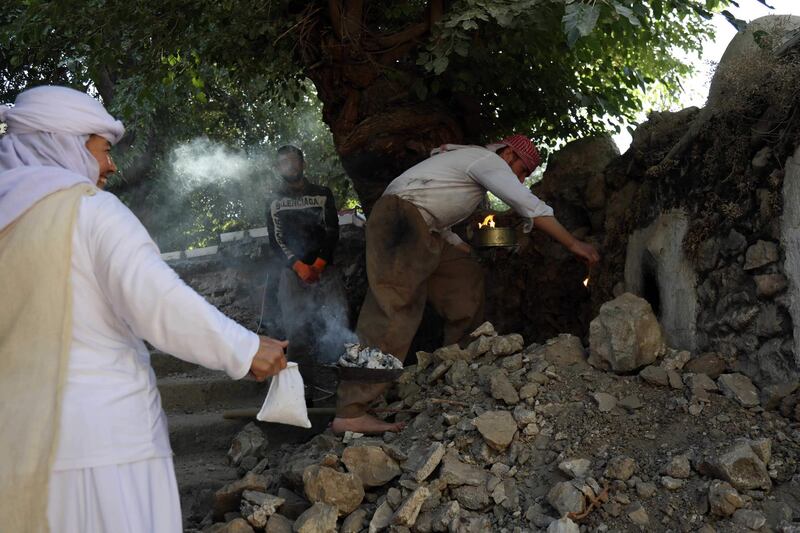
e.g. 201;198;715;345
478;214;496;229
583;278;589;287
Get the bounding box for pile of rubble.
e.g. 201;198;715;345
194;293;800;533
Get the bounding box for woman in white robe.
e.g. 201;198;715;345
0;86;288;533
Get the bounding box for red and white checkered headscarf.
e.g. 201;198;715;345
498;134;541;172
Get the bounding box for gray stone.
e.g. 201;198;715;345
489;370;519;405
451;484;491;511
402;442;446;482
539;334;587;367
440;451;489;487
519;382;539;400
293;502;338;533
559;458;591;479
547;516;580;533
744;240;779;270
547;481;585;516
429;501;460;532
432;343;469;362
466;336;494;359
762;382;799;410
205;518;256;533
697;237;721;271
265;514;293;533
588;293;666;373
627;503;649;526
724;229;748;255
684;353;727;379
213;472;270;519
512;405;537;426
755;273;788;297
732;508;767;530
619;395;643;411
472;411;518;451
636;480;657;499
489;334;525;357
445;360;472;387
667;369;684;389
392;486;430;527
275;488;308;520
228;423;267;467
302;465;364;516
640;365;669;386
340;508;367;533
605;456;637;481
718;373;760;407
368;501;394;533
342;445;401;487
664;455;692;479
708;480;745;517
660;476;685;490
240;491;285;529
593;392;617;412
470;321;497;338
706;441;772;491
756;304;785;337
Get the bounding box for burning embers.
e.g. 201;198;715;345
338;343;403;370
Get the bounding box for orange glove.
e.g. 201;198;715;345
292;260;319;283
312;257;327;275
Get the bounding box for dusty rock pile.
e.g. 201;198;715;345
194;294;800;533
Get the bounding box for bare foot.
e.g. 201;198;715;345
331;414;406;435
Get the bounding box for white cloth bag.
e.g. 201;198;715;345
256;362;311;428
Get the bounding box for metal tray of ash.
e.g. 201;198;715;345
334;343;404;383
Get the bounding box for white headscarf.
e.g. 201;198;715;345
0;86;125;230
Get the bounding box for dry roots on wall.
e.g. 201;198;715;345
190;317;800;533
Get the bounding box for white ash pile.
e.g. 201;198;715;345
339;343;404;369
193;294;800;533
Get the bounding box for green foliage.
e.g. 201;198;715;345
0;0;749;245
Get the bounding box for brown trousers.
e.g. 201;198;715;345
336;195;485;417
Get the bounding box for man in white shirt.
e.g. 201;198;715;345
0;86;288;533
333;135;600;435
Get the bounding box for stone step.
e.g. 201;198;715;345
158;375;267;413
150;351;201;377
167;411;249;456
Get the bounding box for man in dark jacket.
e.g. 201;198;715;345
266;145;349;397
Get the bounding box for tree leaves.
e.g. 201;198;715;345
563;1;601;48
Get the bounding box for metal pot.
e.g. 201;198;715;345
472;226;517;248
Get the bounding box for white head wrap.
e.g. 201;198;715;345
0;86;125;229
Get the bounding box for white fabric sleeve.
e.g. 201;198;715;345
466;153;554;220
441;228;465;246
84;193;259;379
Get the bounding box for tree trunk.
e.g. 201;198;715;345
299;0;467;212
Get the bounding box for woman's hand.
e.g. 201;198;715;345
249;336;289;381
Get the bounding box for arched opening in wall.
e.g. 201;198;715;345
641;251;661;318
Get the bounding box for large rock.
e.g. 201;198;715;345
401;441;446;482
589;293;665;372
392;486;430;527
302;465;364;516
717;373;760;407
538;334;587;367
547;517;580;533
342;446;401;487
702;440;772;491
547;481;585;516
293;502;338;533
440;451;489;487
240;490;285;529
213;472;271;519
228;423;267;466
489;370;520;405
472;410;518;451
708;480;746;517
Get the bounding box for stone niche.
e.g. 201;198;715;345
624;210;697;352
